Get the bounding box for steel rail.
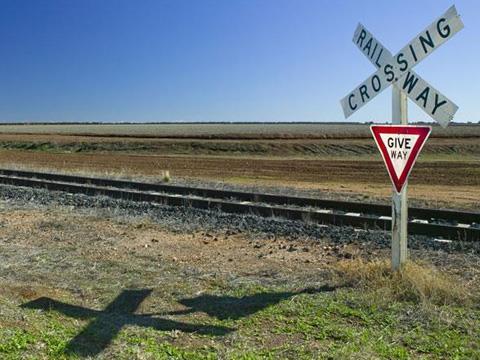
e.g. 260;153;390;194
0;168;477;224
0;170;477;241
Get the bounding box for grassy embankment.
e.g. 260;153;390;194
0;207;478;359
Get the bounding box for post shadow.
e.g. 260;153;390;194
21;289;232;358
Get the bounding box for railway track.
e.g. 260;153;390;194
0;168;478;241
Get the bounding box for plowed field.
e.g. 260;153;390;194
0;149;478;209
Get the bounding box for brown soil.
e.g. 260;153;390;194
0;149;479;209
0;208;345;296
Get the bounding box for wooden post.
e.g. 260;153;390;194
391;85;408;271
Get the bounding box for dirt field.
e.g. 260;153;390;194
0;133;479;158
0;123;478;209
0;149;478;210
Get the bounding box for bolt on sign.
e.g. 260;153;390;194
370;126;431;193
340;5;463;127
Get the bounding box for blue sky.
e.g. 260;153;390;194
0;0;477;123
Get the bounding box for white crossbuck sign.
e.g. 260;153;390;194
340;6;464;127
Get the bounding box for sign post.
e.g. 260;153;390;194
340;5;463;270
370;124;432;270
391;87;408;270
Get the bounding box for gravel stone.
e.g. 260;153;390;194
0;184;478;254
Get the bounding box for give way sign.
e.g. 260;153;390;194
370;125;431;193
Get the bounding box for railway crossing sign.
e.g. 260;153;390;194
340;5;463;271
370;125;431;193
340;5;463;127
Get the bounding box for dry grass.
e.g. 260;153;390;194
0;161;172;183
334;259;474;306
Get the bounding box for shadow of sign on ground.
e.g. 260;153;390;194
21;286;336;357
170;285;336;320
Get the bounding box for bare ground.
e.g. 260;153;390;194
0;149;479;210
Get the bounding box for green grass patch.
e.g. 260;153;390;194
1;282;479;359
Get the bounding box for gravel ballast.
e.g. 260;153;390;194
0;184;477;254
